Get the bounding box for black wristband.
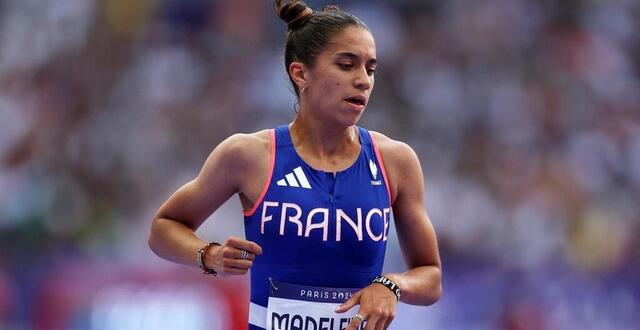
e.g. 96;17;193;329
371;275;401;301
197;242;220;275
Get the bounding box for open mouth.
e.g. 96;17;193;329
345;97;365;107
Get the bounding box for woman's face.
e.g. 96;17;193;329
302;26;377;127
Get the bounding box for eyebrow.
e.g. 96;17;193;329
335;52;377;66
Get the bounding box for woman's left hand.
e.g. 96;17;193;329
335;282;398;330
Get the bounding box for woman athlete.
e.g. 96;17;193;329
148;1;441;329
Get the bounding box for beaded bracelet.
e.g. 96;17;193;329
197;242;221;275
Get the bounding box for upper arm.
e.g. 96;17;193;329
378;137;441;269
153;134;255;231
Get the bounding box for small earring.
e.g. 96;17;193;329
300;86;307;94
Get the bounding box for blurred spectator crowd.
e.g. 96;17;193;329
0;0;639;329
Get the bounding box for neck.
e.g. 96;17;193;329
289;112;358;158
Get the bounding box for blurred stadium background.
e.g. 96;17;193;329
1;0;639;329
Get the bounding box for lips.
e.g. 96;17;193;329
345;95;366;107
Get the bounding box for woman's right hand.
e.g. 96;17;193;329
204;236;263;276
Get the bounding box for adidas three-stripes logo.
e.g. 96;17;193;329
277;166;311;189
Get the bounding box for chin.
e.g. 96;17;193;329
337;111;364;128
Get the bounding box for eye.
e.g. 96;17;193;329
338;63;353;70
367;68;377;76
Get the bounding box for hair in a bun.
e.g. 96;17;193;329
274;0;370;97
275;0;314;30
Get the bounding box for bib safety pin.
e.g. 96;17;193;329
268;277;279;291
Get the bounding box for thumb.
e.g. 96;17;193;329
335;292;361;313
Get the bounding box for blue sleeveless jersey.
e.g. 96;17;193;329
244;125;392;329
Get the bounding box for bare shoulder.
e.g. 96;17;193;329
369;131;420;167
152;130;273;228
205;129;271;169
197;129;271;187
216;129;271;155
369;131;423;203
198;129;272;204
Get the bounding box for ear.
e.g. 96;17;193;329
288;61;307;91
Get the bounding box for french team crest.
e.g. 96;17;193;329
369;159;378;179
369;159;382;185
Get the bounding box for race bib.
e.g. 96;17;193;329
266;279;365;330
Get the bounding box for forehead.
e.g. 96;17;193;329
323;26;376;59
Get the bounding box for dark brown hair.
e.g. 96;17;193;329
274;1;369;96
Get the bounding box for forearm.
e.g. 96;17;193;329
148;217;208;268
385;265;442;306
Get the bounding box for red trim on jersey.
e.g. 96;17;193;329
369;131;393;204
244;129;276;217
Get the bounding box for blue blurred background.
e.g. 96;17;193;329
1;0;639;329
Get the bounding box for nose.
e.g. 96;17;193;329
354;68;372;91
